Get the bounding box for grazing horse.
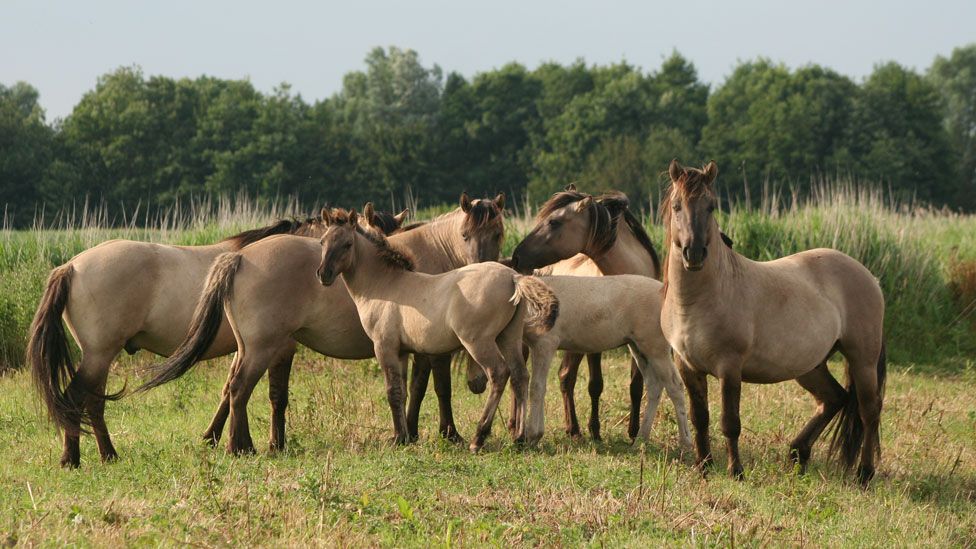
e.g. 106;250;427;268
137;196;506;455
522;275;692;448
27;209;406;468
317;208;559;451
660;160;886;485
510;187;660;441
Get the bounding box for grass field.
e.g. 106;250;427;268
1;352;974;546
1;186;975;546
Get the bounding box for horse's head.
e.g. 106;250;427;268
362;202;409;236
459;192;506;264
664;159;719;271
511;185;629;274
317;207;360;286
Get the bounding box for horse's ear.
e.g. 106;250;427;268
575;196;594;212
493;193;505;211
460;192;472;213
321;207;333;226
703;161;719;183
362;202;376;226
348;209;359;225
668;159;686;182
393;208;410;225
565;183;577;192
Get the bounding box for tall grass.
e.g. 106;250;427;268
1;183;974;370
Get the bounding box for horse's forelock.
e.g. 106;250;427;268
462;199;503;235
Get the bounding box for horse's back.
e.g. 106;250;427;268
230;235;373;359
65;240;224;354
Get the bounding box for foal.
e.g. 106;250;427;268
317;208;559;451
661;160;886;485
523;275;691;448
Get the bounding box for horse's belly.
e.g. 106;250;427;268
295;322;375;360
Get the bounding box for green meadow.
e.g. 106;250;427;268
0;186;974;546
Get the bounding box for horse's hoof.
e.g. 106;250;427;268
442;428;466;446
100;450;119;463
60;458;80;469
729;466;745;481
228;443;257;456
856;465;875;487
202;433;220;448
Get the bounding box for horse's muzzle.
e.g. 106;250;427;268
681;245;707;271
317;267;337;286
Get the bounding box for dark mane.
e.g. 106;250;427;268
620;208;662;280
401;221;428;232
369;211;402;235
355;224;415;271
221;217;322;250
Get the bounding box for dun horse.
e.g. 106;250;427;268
27;209;405;468
510;187;660;441
137;196;506;454
317;208;559;451
522;275;691;448
661;160;886;485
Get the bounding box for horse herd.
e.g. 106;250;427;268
27;160;887;486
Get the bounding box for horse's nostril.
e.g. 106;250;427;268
682;247;691;261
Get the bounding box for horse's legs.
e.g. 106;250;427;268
430;354;463;443
405;354;432;441
464;341;511;452
60;349;116;467
789;362;846;473
557;352;584;438
525;340;557;444
628;357;644;441
375;345;411;444
629;347;663;443
267;346;296;452
719;372;744;480
848;349;884;486
678;358;712;474
586;353;604;441
226;350;272;455
640;345;693;450
203;368;233;447
82;359;119;462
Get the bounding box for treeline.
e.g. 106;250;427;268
2;45;975;226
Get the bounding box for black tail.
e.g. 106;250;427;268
828;339;887;468
27;265;123;432
136;252;242;392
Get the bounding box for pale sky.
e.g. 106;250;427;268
3;0;974;121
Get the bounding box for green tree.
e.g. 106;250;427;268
701;60;856;199
928;44;976;208
838;62;956;204
0;82;53;225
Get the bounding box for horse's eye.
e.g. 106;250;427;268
344;242;352;249
548;219;561;229
707;203;716;213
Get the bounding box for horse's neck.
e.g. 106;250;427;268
392;212;465;273
590;225;656;277
666;231;739;307
341;236;413;303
